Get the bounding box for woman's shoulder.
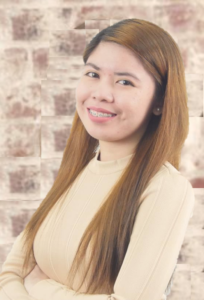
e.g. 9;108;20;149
141;161;195;214
163;161;180;175
148;161;192;191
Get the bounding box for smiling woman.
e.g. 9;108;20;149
0;18;195;300
75;40;158;160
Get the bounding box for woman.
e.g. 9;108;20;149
0;18;195;300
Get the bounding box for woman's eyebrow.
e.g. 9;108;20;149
84;62;141;82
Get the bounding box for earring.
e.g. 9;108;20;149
157;107;160;111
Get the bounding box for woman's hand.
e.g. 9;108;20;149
24;264;49;295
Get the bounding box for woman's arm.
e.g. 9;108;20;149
0;230;39;300
24;264;49;294
28;172;195;300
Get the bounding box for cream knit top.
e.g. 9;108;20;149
0;147;195;300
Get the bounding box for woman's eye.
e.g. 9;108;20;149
85;72;98;78
118;80;134;86
84;72;134;86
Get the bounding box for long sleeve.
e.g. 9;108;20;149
0;230;38;300
29;172;195;300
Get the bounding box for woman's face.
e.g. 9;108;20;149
75;41;159;155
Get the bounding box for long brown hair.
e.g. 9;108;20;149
21;18;189;294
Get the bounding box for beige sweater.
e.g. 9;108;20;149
0;147;195;300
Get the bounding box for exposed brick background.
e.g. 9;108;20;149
0;0;203;299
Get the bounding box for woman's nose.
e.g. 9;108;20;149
91;82;114;102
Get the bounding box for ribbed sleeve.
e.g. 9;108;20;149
0;231;38;300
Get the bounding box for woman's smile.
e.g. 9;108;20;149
87;108;117;123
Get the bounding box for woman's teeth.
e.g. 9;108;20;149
89;109;115;118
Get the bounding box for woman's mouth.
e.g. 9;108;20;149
87;108;117;123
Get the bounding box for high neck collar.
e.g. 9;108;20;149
88;148;135;175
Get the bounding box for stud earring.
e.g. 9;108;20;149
157;107;160;111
